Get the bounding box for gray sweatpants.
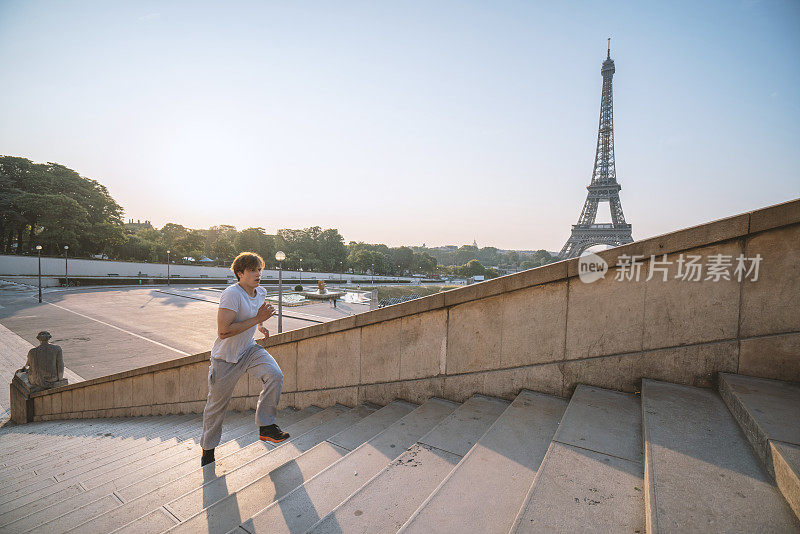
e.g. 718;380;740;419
200;344;284;450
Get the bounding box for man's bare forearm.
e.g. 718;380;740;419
218;316;262;339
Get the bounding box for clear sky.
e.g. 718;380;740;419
1;1;798;251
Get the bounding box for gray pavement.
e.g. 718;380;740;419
0;281;369;382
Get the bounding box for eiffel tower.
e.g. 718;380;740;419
559;40;633;259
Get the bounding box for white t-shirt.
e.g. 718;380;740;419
210;283;267;363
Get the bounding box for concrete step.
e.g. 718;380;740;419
1;418;217;523
641;379;800;533
14;408;318;534
4;413;213;486
401;390;567;534
0;411;296;522
170;400;419;534
16;407;318;534
772;441;800;521
0;416;157;449
0;414;191;462
509;385;644;533
718;372;800;519
0;416;207;507
110;403;379;534
17;407;314;534
0;414;201;477
0;416;140;438
56;404;354;534
235;397;459;534
306;394;509;534
0;408;316;532
0;422;121;456
9;413;214;475
0;413;194;451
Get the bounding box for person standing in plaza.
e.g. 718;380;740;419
200;252;289;467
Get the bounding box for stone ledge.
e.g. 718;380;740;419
27;324;800;416
21;198;800;415
29;350;212;398
567;213;751;278
750;197;800;235
267;198;797;343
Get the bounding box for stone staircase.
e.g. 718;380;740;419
0;374;797;533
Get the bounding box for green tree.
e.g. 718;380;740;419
202;225;237;262
520;250;557;270
349;249;388;274
116;233;156;261
211;235;236;262
0;157;125;256
174;230;207;260
453;245;479;266
413;251;438;275
235;227;274;263
391;246;415;274
347;242;393;274
504;250;520;268
460;259;488;277
0;158;32;253
160;223;189;251
136;227;162;243
36;195;89;253
317;228;347;272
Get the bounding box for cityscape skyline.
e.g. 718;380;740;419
1;1;798;250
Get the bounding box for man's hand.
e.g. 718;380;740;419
257;323;270;339
218;304;273;340
256;302;275;322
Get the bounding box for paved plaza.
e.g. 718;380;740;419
0;281;368;384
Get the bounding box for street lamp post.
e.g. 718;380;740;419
64;245;69;287
275;251;286;333
372;263;375;286
299;258;303;285
166;250;171;285
36;245;42;303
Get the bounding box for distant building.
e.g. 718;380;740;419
125;219;153;232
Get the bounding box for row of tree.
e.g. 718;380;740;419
1;157;557;278
0;157;125;257
117;223;444;276
412;244;554;271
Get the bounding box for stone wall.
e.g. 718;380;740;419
23;198;800;422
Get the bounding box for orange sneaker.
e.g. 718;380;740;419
259;424;290;443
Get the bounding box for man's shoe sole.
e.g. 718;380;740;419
259;435;288;443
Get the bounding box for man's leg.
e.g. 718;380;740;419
200;358;246;453
243;345;287;442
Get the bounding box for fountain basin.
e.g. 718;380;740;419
300;289;345;300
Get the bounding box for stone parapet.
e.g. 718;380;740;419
17;198;800;422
